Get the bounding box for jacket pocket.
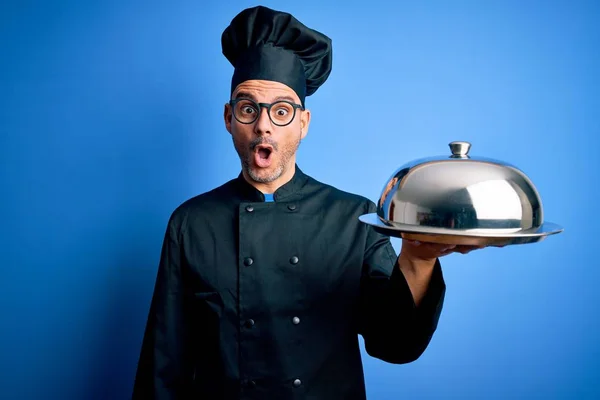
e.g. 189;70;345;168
193;291;223;318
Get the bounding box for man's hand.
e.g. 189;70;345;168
398;239;488;306
401;239;485;263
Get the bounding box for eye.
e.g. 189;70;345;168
275;108;289;116
241;106;256;114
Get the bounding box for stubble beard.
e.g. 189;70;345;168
233;134;301;184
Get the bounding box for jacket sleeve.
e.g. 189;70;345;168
132;215;191;399
356;201;446;364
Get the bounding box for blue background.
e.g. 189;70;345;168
2;0;598;399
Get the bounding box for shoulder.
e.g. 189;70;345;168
164;178;238;235
304;173;377;214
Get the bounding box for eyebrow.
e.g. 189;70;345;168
234;91;298;104
233;91;255;100
273;95;298;103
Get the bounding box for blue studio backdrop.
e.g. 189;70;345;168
2;1;599;399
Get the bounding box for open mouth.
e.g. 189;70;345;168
254;145;273;168
257;145;272;160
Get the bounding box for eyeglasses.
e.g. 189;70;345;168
229;98;304;127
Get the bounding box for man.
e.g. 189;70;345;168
132;5;481;399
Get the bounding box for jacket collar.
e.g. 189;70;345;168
234;164;309;202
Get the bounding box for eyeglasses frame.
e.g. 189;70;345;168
229;98;305;127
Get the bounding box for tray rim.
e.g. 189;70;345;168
358;213;564;239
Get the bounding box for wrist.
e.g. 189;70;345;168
398;252;438;307
398;251;437;275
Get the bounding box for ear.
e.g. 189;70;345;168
300;109;311;140
224;103;233;134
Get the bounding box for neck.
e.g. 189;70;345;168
243;162;296;194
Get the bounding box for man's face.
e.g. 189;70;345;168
224;80;310;185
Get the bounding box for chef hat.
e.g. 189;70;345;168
221;5;333;107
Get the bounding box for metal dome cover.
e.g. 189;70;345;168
359;141;563;246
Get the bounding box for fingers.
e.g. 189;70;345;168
438;247;457;257
454;244;486;254
455;247;475;254
405;239;454;250
430;244;458;254
403;239;494;258
408;240;457;258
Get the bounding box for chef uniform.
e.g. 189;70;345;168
132;6;446;400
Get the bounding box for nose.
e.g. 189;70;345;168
253;105;272;135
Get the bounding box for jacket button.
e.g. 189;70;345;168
292;316;300;325
288;204;297;211
289;256;299;265
293;378;302;387
245;205;254;212
245;319;255;328
244;257;253;266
